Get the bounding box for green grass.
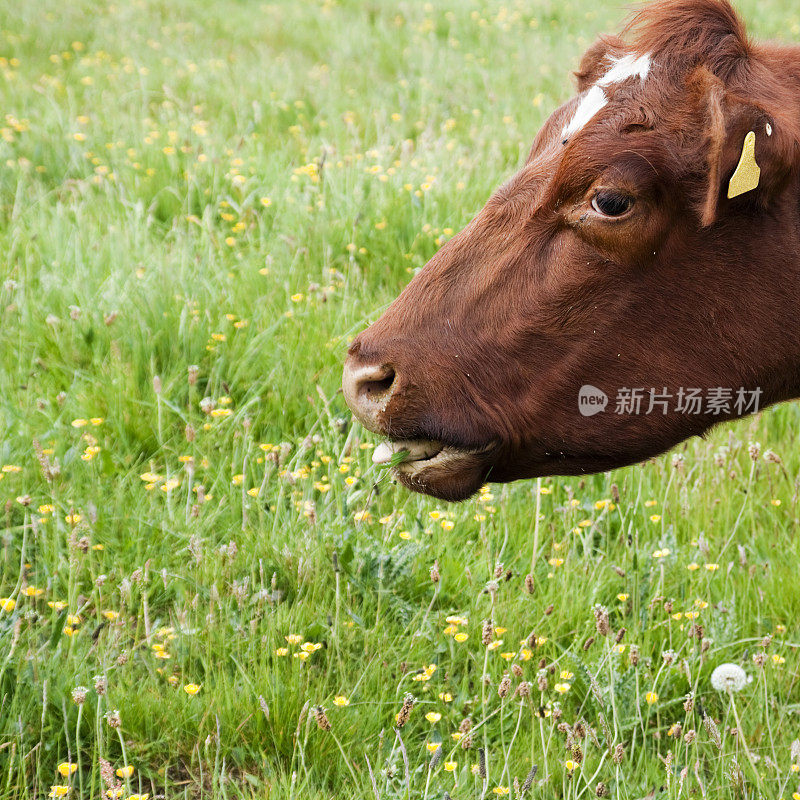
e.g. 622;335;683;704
1;0;800;797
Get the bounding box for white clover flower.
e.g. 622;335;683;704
710;663;748;692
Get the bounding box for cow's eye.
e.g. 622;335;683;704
591;190;634;218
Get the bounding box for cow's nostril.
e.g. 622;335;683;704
359;368;396;399
342;361;398;431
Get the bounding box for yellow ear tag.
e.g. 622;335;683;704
727;131;760;199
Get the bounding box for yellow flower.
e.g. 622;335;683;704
128;795;150;800
285;634;303;645
102;610;119;621
772;654;786;665
652;549;670;558
275;647;289;656
617;593;629;602
687;562;700;571
494;627;507;635
454;632;468;643
183;683;201;695
425;712;442;723
48;600;67;611
645;691;659;705
140;472;161;483
554;683;571;694
565;760;577;772
65;514;81;526
438;692;453;703
444;761;457;772
71;418;88;428
210;408;232;418
705;563;719;572
301;642;322;653
493;789;510;796
260;197;272;207
426;742;441;754
333;696;350;706
548;558;564;567
487;640;503;651
167;675;179;686
500;652;516;661
49;787;70;798
650;514;662;523
115;765;134;778
560;671;574;680
57;763;77;777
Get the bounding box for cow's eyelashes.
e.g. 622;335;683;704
591;190;634;218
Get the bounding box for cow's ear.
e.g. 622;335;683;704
698;71;799;226
574;36;626;93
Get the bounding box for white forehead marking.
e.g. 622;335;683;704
597;53;652;86
561;86;607;140
561;53;652;141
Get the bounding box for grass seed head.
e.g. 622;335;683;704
482;618;494;646
396;693;415;728
313;706;331;731
498;673;511;698
703;713;722;750
593;605;610;636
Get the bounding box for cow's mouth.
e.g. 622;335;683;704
372;438;492;501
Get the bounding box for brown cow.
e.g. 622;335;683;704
342;0;800;501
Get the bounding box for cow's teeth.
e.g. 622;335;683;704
372;440;442;465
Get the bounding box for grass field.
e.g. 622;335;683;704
2;0;800;797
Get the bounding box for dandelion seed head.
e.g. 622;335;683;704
710;663;748;692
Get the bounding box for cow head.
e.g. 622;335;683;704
342;0;800;501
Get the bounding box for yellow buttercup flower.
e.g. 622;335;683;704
115;765;134;778
49;787;70;798
645;691;659;705
183;683;201;695
57;763;77;777
333;696;350;706
425;712;442;723
0;598;16;612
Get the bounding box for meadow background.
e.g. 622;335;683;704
1;0;800;797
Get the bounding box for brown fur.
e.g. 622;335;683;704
343;0;800;500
